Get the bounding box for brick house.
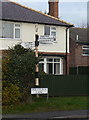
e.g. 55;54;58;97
69;28;89;72
0;0;73;75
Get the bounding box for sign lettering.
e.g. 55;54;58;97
31;88;48;94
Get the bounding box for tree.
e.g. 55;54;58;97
2;44;38;102
77;20;87;28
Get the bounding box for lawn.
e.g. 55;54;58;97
3;96;88;114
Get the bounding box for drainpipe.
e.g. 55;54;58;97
65;26;70;75
65;24;74;75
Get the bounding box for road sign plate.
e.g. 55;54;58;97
31;88;48;94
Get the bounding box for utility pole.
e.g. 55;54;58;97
35;34;39;87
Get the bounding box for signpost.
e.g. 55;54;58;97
21;34;50;99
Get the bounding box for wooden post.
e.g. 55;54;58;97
35;46;39;86
35;35;39;98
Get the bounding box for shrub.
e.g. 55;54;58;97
2;83;21;105
2;44;38;103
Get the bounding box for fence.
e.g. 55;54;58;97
40;75;88;97
69;66;89;75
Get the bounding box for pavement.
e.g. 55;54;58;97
2;110;89;120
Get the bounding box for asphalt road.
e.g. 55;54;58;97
2;110;89;120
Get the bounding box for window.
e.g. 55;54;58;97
0;22;21;39
39;57;63;75
82;45;89;56
3;22;14;38
44;26;56;41
39;58;44;72
44;26;50;35
51;27;56;41
14;24;20;38
0;21;2;38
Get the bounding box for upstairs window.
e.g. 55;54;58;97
44;26;56;41
44;26;50;35
82;45;89;56
0;22;21;39
51;27;56;36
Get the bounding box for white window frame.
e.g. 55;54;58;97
50;26;56;41
14;23;21;39
44;26;57;41
39;57;63;75
0;21;21;40
82;45;89;56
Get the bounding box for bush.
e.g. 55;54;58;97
2;44;38;103
2;83;21;105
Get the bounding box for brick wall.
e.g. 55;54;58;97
48;1;59;18
70;39;89;67
63;55;70;75
75;44;89;66
0;50;2;57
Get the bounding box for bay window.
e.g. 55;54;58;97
40;57;63;75
0;21;21;39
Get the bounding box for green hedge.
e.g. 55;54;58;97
40;75;88;96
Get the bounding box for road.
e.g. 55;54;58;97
2;110;89;120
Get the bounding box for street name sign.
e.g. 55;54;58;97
39;35;54;44
31;88;48;94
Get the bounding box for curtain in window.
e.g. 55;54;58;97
15;28;20;38
54;63;60;74
2;22;13;38
44;26;50;35
0;21;2;38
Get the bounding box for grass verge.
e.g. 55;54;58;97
3;96;88;114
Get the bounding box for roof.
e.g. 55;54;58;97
70;27;88;44
0;0;73;27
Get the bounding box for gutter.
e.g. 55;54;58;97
1;19;73;27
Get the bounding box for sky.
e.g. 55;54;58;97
10;0;88;27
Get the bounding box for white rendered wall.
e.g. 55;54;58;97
0;21;69;53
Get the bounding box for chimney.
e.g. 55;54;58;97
48;0;59;18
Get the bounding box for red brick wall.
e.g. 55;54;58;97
75;44;89;66
48;1;59;18
0;50;8;57
69;38;76;67
63;55;70;75
0;50;2;56
70;39;89;67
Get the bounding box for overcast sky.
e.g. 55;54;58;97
10;0;88;27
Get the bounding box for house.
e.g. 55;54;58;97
0;0;73;75
69;27;89;73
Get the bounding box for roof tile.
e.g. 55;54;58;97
0;0;73;27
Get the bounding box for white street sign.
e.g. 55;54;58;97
31;88;48;94
39;35;55;44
